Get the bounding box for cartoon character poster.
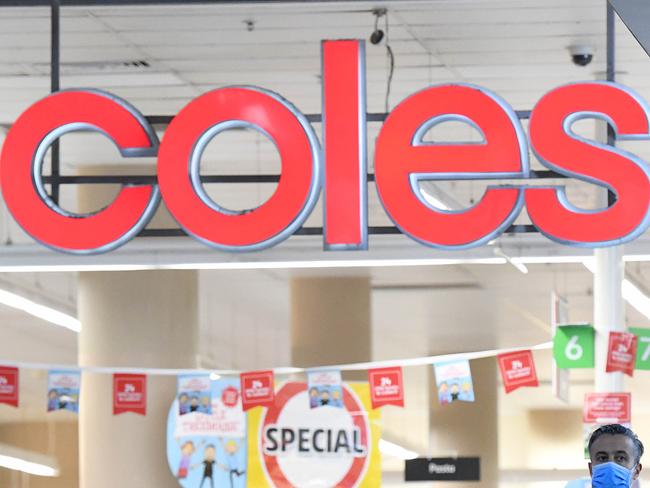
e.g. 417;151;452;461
177;374;212;416
247;382;382;487
434;360;475;404
307;370;343;409
167;378;247;488
47;370;80;413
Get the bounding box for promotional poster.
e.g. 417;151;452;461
47;370;80;413
307;370;343;409
167;378;247;488
434;360;475;404
247;382;382;487
178;374;212;416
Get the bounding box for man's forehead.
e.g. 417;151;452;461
590;434;635;454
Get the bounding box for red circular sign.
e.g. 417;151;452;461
260;382;369;487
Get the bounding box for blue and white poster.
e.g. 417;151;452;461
434;360;475;404
47;370;80;413
167;378;247;488
177;374;212;416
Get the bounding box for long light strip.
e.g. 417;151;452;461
0;454;58;477
0;287;80;332
378;439;418;460
583;259;650;320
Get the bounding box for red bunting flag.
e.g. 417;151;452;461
113;374;147;415
368;366;404;409
0;366;19;407
606;331;638;376
240;370;275;411
497;350;539;393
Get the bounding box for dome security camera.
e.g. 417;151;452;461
569;45;594;67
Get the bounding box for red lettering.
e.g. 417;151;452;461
322;40;367;250
157;87;321;251
374;84;528;248
526;82;650;245
0;91;159;253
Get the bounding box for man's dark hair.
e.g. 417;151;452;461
588;424;644;464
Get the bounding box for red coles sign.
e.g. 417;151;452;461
113;374;147;416
497;350;539;394
606;331;638;376
240;370;275;411
0;366;19;407
368;366;404;408
2;40;650;254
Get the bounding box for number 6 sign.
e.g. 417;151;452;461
553;325;595;369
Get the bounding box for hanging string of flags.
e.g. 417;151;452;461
0;341;551;415
0;327;647;416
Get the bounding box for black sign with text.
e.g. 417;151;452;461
405;457;480;482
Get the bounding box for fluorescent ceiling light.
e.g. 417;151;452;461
622;279;650;320
0;288;80;333
378;439;419;460
0;444;59;477
494;248;528;274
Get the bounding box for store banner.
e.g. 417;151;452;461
177;374;212;416
0;366;18;407
553;324;595;369
167;378;247;487
497;350;539;394
583;392;631;424
47;370;80;413
606;331;638;376
434;360;475;404
368;366;404;409
240;370;275;411
630;327;650;370
307;370;343;409
247;382;381;487
113;373;147;416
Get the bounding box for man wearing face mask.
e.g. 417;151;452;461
588;424;644;488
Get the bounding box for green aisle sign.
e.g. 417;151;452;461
630;327;650;370
553;325;595;369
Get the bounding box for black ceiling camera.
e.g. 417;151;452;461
569;45;594;66
370;9;387;45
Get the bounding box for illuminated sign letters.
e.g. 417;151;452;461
1;39;649;254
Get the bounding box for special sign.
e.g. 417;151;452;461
247;382;381;487
3;39;650;254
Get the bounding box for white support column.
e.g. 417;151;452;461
593;246;625;393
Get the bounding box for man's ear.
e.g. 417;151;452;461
633;463;642;480
588;462;593;477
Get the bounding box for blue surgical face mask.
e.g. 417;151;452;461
592;461;635;488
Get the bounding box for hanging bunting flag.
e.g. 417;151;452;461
497;350;539;394
177;374;212;416
629;327;650;370
368;366;404;409
240;370;274;411
47;370;80;413
553;324;595;369
113;373;147;416
0;366;18;408
307;370;343;409
434;360;475;404
606;331;638;376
